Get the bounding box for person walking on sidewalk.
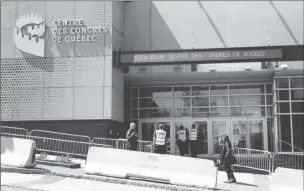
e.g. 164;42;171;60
189;124;199;158
126;123;138;151
153;124;167;154
216;135;237;183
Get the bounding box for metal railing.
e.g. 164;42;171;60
1;126;30;139
91;138;118;148
138;140;153;153
30;130;91;157
275;140;304;152
272;152;304;172
234;147;272;173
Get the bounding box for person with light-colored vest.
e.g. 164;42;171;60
189;124;199;158
176;125;189;156
153;124;167;154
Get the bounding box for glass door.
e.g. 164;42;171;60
173;120;190;155
139;120;172;154
192;120;209;157
211;120;229;156
231;118;267;151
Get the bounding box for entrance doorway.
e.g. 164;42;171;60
139;118;267;157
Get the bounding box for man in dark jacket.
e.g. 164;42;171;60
126;123;138;151
216;135;236;183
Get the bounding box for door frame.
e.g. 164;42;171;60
230;117;268;152
138;118;173;154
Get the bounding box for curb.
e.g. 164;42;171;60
1;166;50;174
1;166;219;191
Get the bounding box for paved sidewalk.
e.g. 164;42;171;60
1;164;271;191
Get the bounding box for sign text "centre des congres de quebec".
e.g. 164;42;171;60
121;48;283;64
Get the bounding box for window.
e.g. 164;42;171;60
292;115;304;150
229;84;265;95
192;86;209;96
291;102;304;113
210;96;228;106
278;115;292;152
139;98;173;108
174;87;190;97
139;87;172;98
290;77;304;89
230;95;265;106
192;96;209;107
276;78;289;89
278;102;290;113
276;90;289;101
132;88;138;98
291;90;304;101
210;85;228;95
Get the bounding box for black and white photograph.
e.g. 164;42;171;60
1;0;303;191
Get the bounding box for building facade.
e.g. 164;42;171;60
1;1;303;156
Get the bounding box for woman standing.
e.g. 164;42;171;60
216;135;237;183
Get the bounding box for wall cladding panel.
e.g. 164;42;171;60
1;29;15;58
13;88;43;120
1;59;15;89
74;87;104;119
43;88;73;119
74;57;104;87
14;58;44;88
1;1;17;29
43;58;73;87
1;89;13;121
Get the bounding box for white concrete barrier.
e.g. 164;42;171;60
1;136;37;168
85;147;217;188
270;167;304;191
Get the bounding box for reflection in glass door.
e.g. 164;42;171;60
231;119;265;150
212;120;228;155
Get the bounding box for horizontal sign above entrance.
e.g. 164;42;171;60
120;48;283;65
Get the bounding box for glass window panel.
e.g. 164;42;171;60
174;86;190;97
266;84;273;93
139;108;172;118
266;95;273;105
291;102;304;113
142;122;155;142
139;87;172;98
232;121;247;148
229;84;265;95
267;106;273;116
278;102;290;113
192;86;209;96
174;97;190;107
292;115;304;151
210;107;229;117
230;106;265;117
210;85;228;95
192;96;209;107
290;77;304;89
230;95;265;106
132;109;138;119
291;90;304;101
172;108;191;117
132;88;138;98
210;96;228;106
276;90;289;101
276;78;289;89
278;115;292;151
132;98;138;108
248;120;264;150
139;98;173;108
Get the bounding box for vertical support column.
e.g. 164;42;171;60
273;78;279;152
288;77;294;152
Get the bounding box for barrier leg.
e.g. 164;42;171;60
215;167;218;188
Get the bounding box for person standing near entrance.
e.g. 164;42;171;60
153;124;167;154
189;124;199;158
126;123;138;151
176;125;189;156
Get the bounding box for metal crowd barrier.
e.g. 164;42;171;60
0;126;30;139
91;137;117;148
234;147;272;173
272;152;304;172
116;138;129;150
30;130;91;157
138;140;153;153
